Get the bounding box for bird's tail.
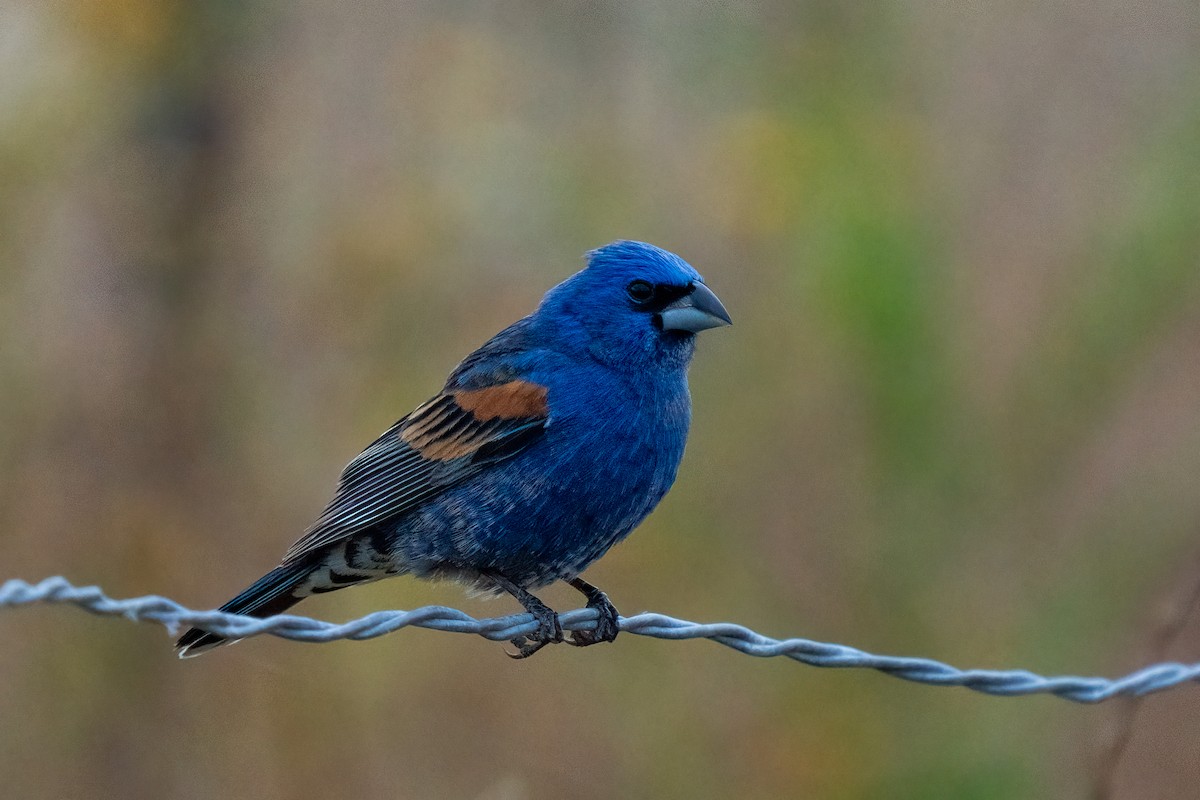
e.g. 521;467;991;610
175;562;311;658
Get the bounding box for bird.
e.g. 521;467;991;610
176;240;731;659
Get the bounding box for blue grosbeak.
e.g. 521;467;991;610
177;241;730;658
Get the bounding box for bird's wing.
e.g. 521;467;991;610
281;374;549;564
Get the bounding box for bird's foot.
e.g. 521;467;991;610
505;598;563;660
568;588;620;648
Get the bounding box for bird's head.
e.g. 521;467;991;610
538;241;731;372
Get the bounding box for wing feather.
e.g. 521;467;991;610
281;378;549;564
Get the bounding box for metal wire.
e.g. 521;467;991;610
3;575;1197;703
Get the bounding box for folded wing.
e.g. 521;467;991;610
282;378;549;564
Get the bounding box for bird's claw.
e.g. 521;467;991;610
504;608;563;659
568;591;620;648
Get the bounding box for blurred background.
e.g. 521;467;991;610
2;2;1199;798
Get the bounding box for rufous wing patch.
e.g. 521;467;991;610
399;381;548;461
452;380;549;421
399;396;454;444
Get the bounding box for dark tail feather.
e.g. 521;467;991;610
176;563;310;658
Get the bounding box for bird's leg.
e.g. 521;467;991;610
485;571;563;659
566;577;620;647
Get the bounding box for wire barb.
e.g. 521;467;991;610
3;576;1198;703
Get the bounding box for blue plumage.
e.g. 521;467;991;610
177;241;730;658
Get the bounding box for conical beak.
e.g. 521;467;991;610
658;282;733;333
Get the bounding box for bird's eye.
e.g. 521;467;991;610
626;280;655;304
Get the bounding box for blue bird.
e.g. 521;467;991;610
177;241;731;658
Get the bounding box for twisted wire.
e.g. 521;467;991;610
3;576;1197;703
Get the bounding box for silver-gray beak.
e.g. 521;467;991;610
658;282;732;333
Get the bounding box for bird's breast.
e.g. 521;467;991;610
540;372;691;522
394;367;693;588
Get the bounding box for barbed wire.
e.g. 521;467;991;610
3;575;1198;703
